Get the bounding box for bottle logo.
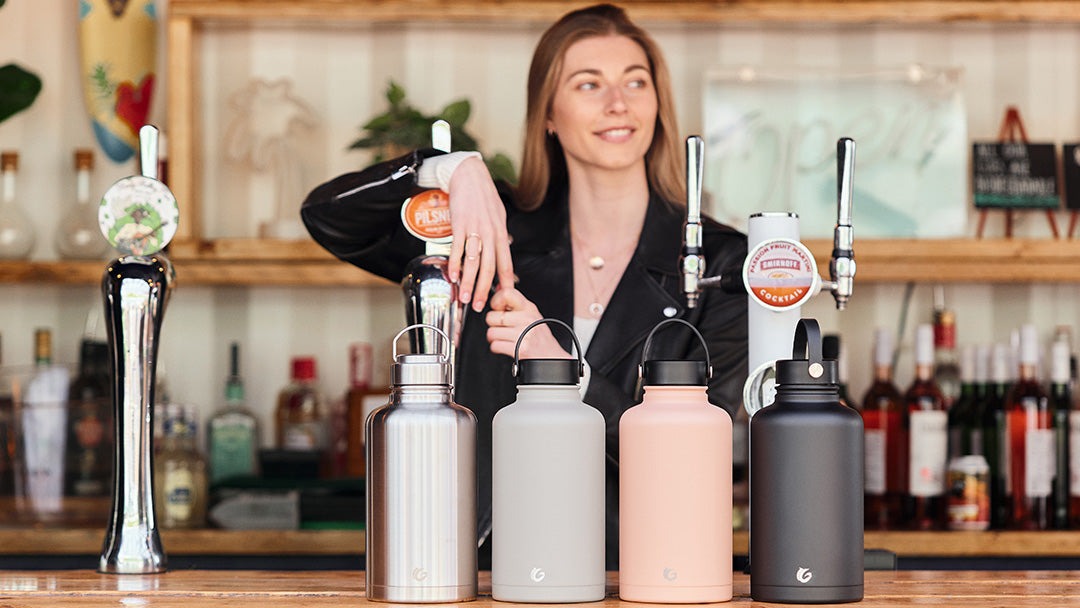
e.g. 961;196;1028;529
412;568;428;582
743;238;818;311
401;190;453;244
662;568;677;582
796;567;813;584
530;567;546;583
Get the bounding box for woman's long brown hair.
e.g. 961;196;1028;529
515;3;685;211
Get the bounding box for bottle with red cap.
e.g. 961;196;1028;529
275;356;327;452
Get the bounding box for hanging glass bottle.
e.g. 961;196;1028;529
0;151;36;259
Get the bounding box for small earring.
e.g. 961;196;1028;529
546;128;555;137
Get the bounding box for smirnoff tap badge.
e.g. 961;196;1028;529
743;238;818;311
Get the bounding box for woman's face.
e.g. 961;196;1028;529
546;34;658;179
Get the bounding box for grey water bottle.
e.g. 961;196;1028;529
750;318;863;604
366;324;477;603
491;318;605;603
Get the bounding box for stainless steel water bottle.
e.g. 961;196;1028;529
366;324;477;603
750;318;863;603
492;319;605;603
620;318;733;603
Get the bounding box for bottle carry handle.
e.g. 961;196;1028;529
392;323;452;362
792;318;825;379
637;317;713;381
512;318;585;378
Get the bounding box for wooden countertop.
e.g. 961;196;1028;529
1;570;1079;606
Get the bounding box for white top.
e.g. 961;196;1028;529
573;316;600;395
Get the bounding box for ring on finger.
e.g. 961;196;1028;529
465;232;483;260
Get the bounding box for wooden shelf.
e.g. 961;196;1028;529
0;238;1075;286
167;0;1080;25
6;528;1080;557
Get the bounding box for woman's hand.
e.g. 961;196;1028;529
446;156;515;312
486;288;571;359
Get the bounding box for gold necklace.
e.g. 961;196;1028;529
571;227;635;318
570;225;636;272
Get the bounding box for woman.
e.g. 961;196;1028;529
301;4;747;568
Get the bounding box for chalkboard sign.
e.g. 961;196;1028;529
972;142;1059;209
1064;144;1080;211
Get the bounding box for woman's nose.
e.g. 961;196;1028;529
605;86;628;113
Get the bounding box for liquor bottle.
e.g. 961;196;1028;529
275;356;326;451
932;288;961;409
206;343;259;485
823;334;850;407
902;324;947;530
948;345;983;460
56;149;110;259
984;343;1013;529
1049;337;1071;529
0;151;35;259
0;333;14;496
1006;324;1053;530
861;327;904;530
154;403;208;528
23;328;70;517
64;339;112;497
345;343;381;478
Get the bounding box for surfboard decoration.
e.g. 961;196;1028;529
77;0;157;163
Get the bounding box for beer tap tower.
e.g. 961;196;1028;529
97;125;177;574
681;135;856;413
401;120;462;360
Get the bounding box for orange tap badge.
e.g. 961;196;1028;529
743;238;818;311
401;189;453;244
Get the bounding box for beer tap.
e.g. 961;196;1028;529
401;120;462;360
97;125;177;574
679;135;856;414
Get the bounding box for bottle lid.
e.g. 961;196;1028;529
775;318;839;387
391;324;452;387
960;344;977;382
74;149;94;170
642;359;708;386
873;327;893;367
1051;339;1071;384
638;318;712;387
513;319;584;386
1020;324;1039;366
991;343;1012;383
292;356;317;381
914;324;934;365
1;151;17;171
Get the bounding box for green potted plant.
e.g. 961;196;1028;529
350;81;516;184
0;1;42;126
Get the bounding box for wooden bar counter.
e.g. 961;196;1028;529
1;570;1079;606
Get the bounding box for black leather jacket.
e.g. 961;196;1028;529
301;149;748;569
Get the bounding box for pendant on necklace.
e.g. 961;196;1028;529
589;302;604;317
588;255;605;270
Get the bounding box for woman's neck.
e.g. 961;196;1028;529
566;166;650;244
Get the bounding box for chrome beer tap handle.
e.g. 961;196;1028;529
682;136;706;309
98;125;176;574
829;138;856;310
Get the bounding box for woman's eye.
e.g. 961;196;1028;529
627;78;649;89
577;81;599;91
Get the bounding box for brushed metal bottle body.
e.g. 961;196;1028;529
492;385;606;602
750;319;863;603
99;255;172;574
366;349;477;603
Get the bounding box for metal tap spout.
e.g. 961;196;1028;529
681;136;706;309
830;138;856;310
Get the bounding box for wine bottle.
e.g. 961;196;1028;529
861;327;904;530
932;287;961;409
948;345;983;460
984;343;1013;529
1006;324;1053;530
902;324;947;530
1049;337;1071;529
207;342;259;484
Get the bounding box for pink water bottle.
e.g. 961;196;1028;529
619;318;733;603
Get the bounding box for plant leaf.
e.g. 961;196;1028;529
0;63;42;124
386;81;406;106
485;153;518;185
440;99;471;127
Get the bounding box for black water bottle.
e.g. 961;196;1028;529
750;318;863;604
